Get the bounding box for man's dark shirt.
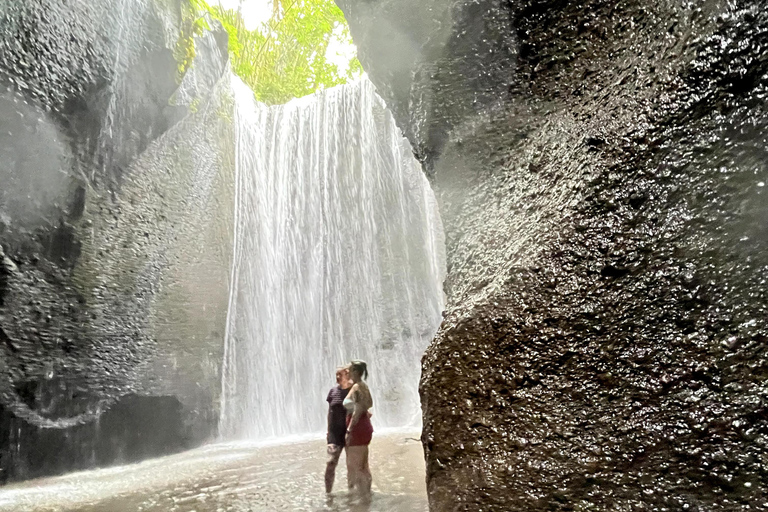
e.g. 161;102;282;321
327;385;350;446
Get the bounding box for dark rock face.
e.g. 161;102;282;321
0;0;234;482
335;0;517;168
338;0;768;510
0;395;189;481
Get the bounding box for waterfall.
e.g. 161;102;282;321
220;76;445;439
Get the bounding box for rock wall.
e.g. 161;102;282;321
0;0;234;481
337;0;768;510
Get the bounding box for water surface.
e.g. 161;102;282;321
0;432;428;512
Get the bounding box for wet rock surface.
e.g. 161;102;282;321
338;0;768;510
0;0;234;481
335;0;517;169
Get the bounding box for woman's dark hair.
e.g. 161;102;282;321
349;360;368;380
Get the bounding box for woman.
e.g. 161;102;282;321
325;366;352;493
343;360;374;493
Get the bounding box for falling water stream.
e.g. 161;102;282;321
220;76;445;439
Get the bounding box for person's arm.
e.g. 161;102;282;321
326;390;333;443
347;388;365;431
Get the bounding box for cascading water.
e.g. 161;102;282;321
220;76;445;439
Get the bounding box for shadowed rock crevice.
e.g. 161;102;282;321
0;394;193;482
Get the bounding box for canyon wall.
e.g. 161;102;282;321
0;0;234;480
337;0;768;510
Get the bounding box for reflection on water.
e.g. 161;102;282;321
0;432;427;512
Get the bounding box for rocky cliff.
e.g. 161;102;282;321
0;0;234;481
337;0;768;510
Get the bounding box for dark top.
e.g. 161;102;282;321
326;385;351;446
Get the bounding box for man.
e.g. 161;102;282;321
325;365;352;493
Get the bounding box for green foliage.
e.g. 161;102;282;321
174;0;211;82
184;0;362;105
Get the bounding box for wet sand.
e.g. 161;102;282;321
0;432;428;512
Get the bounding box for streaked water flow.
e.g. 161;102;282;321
220;76;445;439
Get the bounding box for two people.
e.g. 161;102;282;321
325;360;373;494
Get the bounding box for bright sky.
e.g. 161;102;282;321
211;0;358;75
215;0;272;30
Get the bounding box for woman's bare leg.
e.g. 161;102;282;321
360;445;372;493
346;446;365;491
